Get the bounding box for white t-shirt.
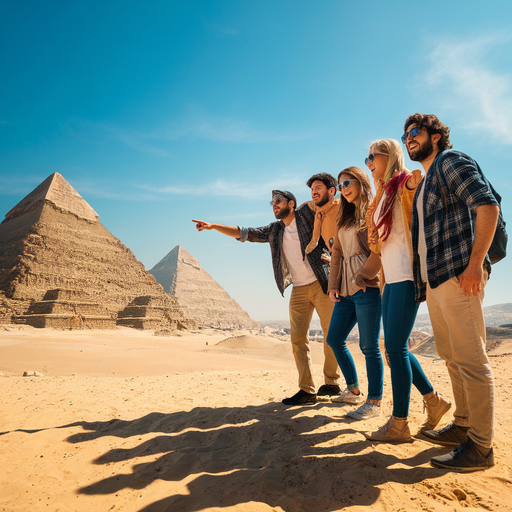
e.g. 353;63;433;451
374;193;413;283
416;179;428;283
282;218;317;287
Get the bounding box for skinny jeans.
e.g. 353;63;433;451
326;287;383;400
382;280;433;417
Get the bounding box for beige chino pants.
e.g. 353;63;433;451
289;280;340;394
426;272;494;448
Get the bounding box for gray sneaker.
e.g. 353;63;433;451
332;388;364;404
346;402;381;420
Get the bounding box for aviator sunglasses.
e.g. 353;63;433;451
401;126;421;144
337;179;356;190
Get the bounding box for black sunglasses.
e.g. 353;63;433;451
337;179;356;190
401;126;421;144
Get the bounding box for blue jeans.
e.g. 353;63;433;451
326;287;383;400
383;280;434;417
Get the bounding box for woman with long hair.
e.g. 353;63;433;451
363;139;451;442
326;166;383;420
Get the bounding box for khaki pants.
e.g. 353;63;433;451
289;280;340;394
426;273;494;448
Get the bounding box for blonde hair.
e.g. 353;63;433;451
369;139;409;184
336;166;373;231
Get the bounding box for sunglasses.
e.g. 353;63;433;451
401;126;421;144
364;154;379;166
337;179;356;190
269;196;288;206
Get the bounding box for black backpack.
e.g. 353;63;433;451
475;161;508;264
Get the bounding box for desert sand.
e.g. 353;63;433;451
1;325;511;512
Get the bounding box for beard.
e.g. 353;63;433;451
408;137;434;162
275;204;291;219
313;191;330;207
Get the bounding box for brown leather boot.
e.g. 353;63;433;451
364;416;411;442
418;391;452;433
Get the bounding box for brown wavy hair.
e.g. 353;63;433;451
336;166;373;231
404;113;453;151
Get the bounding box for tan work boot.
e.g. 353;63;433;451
364;416;411;442
418;391;452;433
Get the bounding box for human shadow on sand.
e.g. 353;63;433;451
60;402;448;511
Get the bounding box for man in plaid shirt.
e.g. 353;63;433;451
193;184;341;406
405;113;499;471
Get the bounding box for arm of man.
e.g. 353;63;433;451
192;220;241;238
458;204;499;297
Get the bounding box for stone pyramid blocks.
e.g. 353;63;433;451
150;245;261;331
0;173;195;330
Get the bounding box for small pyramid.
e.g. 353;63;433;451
0;173;194;330
150;245;261;330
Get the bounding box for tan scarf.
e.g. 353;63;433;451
306;199;339;254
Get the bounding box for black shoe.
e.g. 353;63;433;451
317;384;341;396
421;422;469;446
282;390;317;406
431;437;495;472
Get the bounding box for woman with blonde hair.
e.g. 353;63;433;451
363;139;451;442
326;166;383;420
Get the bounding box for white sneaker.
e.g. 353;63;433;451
331;388;364;404
346;402;381;420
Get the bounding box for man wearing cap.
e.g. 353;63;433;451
193;188;341;405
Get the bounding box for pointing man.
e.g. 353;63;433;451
193;184;340;405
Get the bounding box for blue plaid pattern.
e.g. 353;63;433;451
238;202;329;296
411;150;498;303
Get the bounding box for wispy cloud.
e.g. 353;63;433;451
63;119;173;158
0;174;48;195
204;20;240;37
164;116;316;143
63;113;317;156
422;32;512;144
138;171;308;199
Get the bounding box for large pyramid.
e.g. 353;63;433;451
149;245;261;330
0;173;195;330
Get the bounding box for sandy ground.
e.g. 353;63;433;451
1;325;511;512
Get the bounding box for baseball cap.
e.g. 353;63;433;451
271;190;297;209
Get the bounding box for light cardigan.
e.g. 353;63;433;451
328;224;380;294
366;170;416;290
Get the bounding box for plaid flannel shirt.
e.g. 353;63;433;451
411;149;498;303
237;202;330;296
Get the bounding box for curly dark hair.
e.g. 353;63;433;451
404;113;453;151
306;172;337;191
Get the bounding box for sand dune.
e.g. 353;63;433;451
1;325;511;511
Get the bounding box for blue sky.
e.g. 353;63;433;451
1;1;511;320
